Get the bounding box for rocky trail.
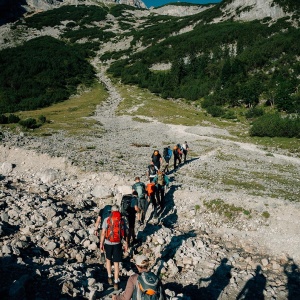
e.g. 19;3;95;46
1;58;300;299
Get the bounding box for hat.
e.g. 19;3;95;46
134;255;149;267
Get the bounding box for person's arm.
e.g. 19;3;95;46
165;175;170;187
94;216;101;236
99;226;106;251
113;274;138;300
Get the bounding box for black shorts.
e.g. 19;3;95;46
104;243;122;262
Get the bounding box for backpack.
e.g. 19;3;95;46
135;182;146;199
157;173;165;186
105;211;125;243
133;272;164;300
146;183;156;197
163;147;168;158
101;205;112;221
120;194;133;217
148;165;157;176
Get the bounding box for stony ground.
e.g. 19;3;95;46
1;56;300;299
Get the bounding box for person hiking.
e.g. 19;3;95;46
162;146;172;173
151;150;162;170
94;204;112;262
182;141;189;163
132;176;147;225
127;191;140;246
146;181;158;219
173;145;182;170
112;254;166;300
153;170;170;209
100;205;128;291
146;163;158;183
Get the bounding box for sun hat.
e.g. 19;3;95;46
134;254;149;267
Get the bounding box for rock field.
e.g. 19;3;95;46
1;56;300;300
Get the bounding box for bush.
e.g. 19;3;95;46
245;107;265;119
8;114;20;123
250;113;300;138
0;114;8;124
38;115;46;124
206;105;225;117
19;118;39;129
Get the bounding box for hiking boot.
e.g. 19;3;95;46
108;277;113;285
114;282;119;291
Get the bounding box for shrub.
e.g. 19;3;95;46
206;105;225;117
250;113;300;138
38;115;47;124
0;114;8;124
19;118;39;129
7;114;20;123
245;107;265;119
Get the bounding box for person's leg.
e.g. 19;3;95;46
112;243;122;290
104;244;113;284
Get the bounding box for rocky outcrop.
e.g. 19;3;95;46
217;0;288;22
150;4;213;17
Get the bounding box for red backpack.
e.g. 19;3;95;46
105;211;125;243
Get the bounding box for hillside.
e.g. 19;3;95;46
0;0;300;299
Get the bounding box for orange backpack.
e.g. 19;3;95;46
105;211;125;243
146;182;156;196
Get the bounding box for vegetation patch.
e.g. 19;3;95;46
15;83;107;136
203;199;252;220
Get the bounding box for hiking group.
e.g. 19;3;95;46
94;142;189;299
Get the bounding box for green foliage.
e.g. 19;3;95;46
206;106;225;117
8;114;20;123
245;107;265;119
38;115;46;124
0;36;95;114
108;17;300;115
62;27;115;43
0;114;20;124
19;118;39;129
262;211;270;218
22;5;108;29
250;113;300;138
203;199;252;220
0;114;8;124
109;4;138;17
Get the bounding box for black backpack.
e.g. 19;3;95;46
120;194;133;217
163;147;168;158
133;272;164;300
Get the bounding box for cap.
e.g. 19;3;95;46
134;254;149;267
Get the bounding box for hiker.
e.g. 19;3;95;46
153;170;170;209
146;163;158;182
151;150;163;170
94;204;112;262
121;191;140;246
112;254;166;300
94;204;112;236
182;141;189;163
132;176;147;225
173;145;182;170
162;146;172;173
100;205;128;290
146;181;158;219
